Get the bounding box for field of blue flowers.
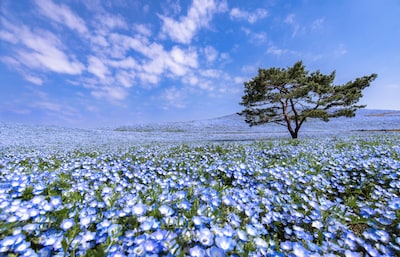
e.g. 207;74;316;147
1;133;400;256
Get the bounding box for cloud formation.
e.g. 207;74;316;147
158;0;227;44
35;0;88;34
230;7;268;23
0;20;84;75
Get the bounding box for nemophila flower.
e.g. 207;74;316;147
0;235;17;252
132;203;147;216
190;245;205;257
60;218;75;231
140;217;159;231
236;229;247;241
23;223;38;234
215;236;236;252
49;196;62;208
206;246;225;257
292;242;309;257
198;228;214;246
280;241;292;251
79;215;93;228
108;224;122;237
14;240;30;253
254;237;268;249
142;239;160;254
245;224;259;237
159;205;174;216
193;216;205;227
150;229;167;242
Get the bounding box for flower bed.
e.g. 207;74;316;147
0;136;399;256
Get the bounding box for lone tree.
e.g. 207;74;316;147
240;61;377;138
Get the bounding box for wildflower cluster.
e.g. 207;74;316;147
0;136;399;256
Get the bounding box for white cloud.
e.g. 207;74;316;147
162;86;186;109
234;76;245;84
91;86;128;101
158;0;226;44
311;18;324;30
204;46;218;63
108;57;139;69
116;70;135;88
108;32;199;82
138;73;160;85
133;23;152;37
230;7;268;23
200;69;221;78
90;35;109;48
88;56;109;79
241;27;267;45
99;13;127;30
24;74;43;85
35;0;88;34
0;29;17;43
284;13;301;38
334;44;347;56
267;44;289;56
1;22;84;75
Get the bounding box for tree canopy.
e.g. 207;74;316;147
240;61;377;138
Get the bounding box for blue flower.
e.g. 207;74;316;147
190;245;205;257
198;228;214;246
292;242;309;257
132;203;147;216
38;246;52;257
60;218;75;231
0;235;18;252
159;205;174;216
280;241;292;251
215;236;236;252
206;246;225;257
142;239;160;254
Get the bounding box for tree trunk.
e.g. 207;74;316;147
290;131;298;139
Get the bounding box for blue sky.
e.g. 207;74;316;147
1;0;399;128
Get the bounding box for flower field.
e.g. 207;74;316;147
1;134;399;256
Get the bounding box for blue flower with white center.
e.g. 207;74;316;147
159;204;174;216
245;224;259;237
79;215;93;228
254;237;268;249
280;241;292;251
311;220;323;230
14;240;30;253
142;239;160;254
0;235;17;252
206;246;225;257
60;218;75;231
227;213;241;228
190;245;205;257
108;224;122;237
140;218;159;231
215;236;236;252
23;223;38;234
292;242;308;257
193;216;205;227
150;229;167;242
198;228;214;246
344;250;362;257
236;229;247;241
38;246;52;257
132;203;147;216
49;196;62;208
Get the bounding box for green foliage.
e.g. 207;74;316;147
240;61;377;138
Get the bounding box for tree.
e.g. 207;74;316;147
239;61;377;139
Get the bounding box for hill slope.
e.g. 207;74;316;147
116;109;400;134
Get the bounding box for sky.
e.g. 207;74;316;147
1;0;399;128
